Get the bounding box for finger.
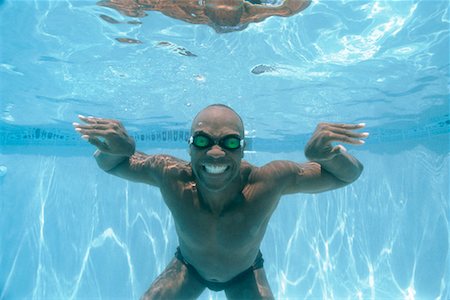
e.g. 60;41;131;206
82;135;109;152
325;126;369;139
73;122;110;131
78;115;110;125
75;127;110;137
320;122;366;130
324;132;366;145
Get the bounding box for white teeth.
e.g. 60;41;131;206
203;164;228;174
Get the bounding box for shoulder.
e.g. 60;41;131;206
241;160;308;199
160;155;194;184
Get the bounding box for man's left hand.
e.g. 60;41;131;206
304;123;368;162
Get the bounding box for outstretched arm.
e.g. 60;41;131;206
73;115;169;186
242;0;310;23
304;123;368;183
97;0;157;18
97;0;209;23
262;122;368;195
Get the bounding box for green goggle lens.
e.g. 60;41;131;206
193;135;210;147
190;134;242;150
222;137;240;149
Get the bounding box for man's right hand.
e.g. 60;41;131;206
73;115;136;157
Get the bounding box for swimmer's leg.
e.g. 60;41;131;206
141;257;206;300
224;268;274;300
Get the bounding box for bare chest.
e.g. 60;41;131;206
161;182;280;249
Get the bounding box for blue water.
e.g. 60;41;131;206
0;0;449;299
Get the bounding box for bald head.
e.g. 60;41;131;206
191;104;244;137
205;0;244;26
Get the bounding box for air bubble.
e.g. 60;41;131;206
0;165;7;177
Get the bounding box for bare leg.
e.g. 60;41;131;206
224;268;274;300
141;257;206;300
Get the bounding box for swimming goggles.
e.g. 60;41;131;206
189;133;244;150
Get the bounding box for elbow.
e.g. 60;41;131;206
95;160;117;173
94;150;129;173
101;158;129;174
354;161;364;181
341;162;364;184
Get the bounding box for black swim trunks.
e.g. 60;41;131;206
175;247;264;292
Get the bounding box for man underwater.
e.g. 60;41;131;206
98;0;311;33
73;104;368;299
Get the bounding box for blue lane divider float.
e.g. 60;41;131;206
0;115;449;153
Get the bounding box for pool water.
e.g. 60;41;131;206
0;0;449;299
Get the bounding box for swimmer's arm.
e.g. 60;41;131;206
97;0;148;18
96;151;181;186
94;150;131;173
302;122;367;184
312;151;364;184
99;0;208;23
97;0;173;12
242;0;310;23
260;160;357;195
276;122;367;194
287;155;363;194
74;115;167;186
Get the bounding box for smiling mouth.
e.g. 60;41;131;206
202;163;229;174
